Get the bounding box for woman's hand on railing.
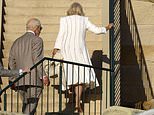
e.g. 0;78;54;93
43;76;50;86
105;23;114;31
51;48;59;58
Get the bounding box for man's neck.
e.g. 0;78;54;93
27;30;35;35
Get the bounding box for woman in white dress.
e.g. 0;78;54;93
52;2;113;113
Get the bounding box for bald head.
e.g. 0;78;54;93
26;18;41;31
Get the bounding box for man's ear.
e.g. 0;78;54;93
33;26;38;34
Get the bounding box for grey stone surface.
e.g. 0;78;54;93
103;106;144;115
0;111;25;115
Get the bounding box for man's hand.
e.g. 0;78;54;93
43;76;50;86
9;80;16;90
22;68;30;73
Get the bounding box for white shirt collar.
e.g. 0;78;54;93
27;30;35;35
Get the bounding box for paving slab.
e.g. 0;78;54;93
103;106;144;115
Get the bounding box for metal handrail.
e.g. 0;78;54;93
0;57;112;96
0;56;112;114
44;57;112;71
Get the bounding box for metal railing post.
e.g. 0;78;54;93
109;0;115;106
4;91;7;111
59;63;63;113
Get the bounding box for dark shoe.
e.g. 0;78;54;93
74;107;83;113
68;92;75;103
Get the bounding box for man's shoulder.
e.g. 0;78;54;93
14;32;28;41
32;36;43;44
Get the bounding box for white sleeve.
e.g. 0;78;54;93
54;17;65;49
85;17;107;34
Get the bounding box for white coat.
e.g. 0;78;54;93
54;15;107;89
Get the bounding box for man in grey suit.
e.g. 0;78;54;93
9;18;49;115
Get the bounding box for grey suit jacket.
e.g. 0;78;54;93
0;62;19;84
0;62;19;77
9;32;45;87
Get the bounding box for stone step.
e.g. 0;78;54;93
3;25;108;36
2;92;66;102
3;33;103;42
2;42;102;63
4;22;103;33
5;0;102;8
2;36;103;67
5;7;102;16
4;15;102;25
3;49;52;58
4;15;60;25
3;40;103;52
1;102;67;114
2;48;99;63
4;24;59;33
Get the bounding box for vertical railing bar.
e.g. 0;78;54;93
66;63;68;104
35;67;37;115
78;65;80;113
17;89;19;112
100;67;103;115
71;64;74;113
109;0;115;106
3;92;6;111
88;68;91;115
94;68;96;115
41;62;44;115
40;87;43;115
83;66;85;115
11;89;13;112
47;60;49;112
29;68;32;114
106;71;108;108
59;62;63;113
41;65;43;115
23;70;26;114
53;60;55;112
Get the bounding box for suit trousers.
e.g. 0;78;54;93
17;85;42;115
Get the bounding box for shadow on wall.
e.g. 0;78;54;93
91;50;110;84
120;0;153;109
82;50;110;102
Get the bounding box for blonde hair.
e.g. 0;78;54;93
67;2;85;16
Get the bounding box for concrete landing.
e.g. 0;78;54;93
103;106;144;115
0;111;25;115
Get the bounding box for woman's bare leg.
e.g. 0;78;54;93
75;85;83;112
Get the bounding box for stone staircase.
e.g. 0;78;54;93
2;0;105;67
1;0;108;114
131;0;154;101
